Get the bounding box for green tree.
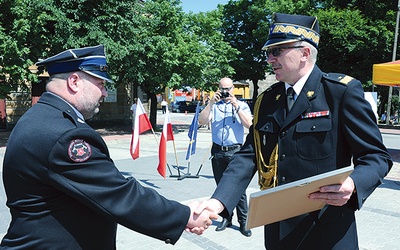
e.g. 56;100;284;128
219;0;397;108
0;0;44;98
1;0;237;128
220;0;270;100
0;0;143;96
3;0;397;125
316;0;397;115
184;10;238;92
315;8;391;84
128;0;237;127
220;0;321;99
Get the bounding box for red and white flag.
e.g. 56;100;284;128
130;98;152;160
157;108;174;178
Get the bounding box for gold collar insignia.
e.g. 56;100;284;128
307;91;315;98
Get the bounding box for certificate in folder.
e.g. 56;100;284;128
246;166;353;230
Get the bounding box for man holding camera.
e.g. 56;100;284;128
198;77;253;236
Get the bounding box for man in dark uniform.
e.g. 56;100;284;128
197;13;392;249
1;45;216;249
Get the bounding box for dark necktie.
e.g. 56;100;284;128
287;87;295;112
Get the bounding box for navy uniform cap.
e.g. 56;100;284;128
36;44;113;83
262;13;320;50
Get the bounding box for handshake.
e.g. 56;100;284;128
185;198;224;235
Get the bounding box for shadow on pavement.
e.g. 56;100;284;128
388;148;400;163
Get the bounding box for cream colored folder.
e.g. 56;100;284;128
246;166;353;230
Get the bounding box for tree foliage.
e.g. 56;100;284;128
315;1;397;114
0;0;43;98
1;0;399;121
220;0;270;100
118;0;237;126
316;8;392;84
186;10;238;91
0;0;237;127
219;0;398;113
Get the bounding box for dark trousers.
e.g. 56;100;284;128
211;144;248;224
162;106;166;114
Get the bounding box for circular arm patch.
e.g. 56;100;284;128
68;139;92;162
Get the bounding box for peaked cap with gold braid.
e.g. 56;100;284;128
262;13;320;49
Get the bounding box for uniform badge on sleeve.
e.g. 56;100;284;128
68;139;92;162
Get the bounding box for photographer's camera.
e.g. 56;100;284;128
220;92;229;98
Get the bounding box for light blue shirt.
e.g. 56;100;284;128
210;100;251;146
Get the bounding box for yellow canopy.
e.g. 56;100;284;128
372;60;400;86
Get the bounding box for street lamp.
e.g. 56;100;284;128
386;0;400;125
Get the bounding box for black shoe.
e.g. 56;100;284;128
215;218;232;231
239;224;252;237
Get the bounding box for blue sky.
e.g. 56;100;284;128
180;0;229;13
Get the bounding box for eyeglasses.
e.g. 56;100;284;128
219;86;233;91
265;46;304;58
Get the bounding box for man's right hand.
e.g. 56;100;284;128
185;201;219;235
195;198;224;215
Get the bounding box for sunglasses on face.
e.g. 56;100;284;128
265;46;305;58
219;86;233;91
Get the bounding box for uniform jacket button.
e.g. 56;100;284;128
280;154;286;160
165;239;172;244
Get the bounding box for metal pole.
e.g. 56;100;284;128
386;0;400;125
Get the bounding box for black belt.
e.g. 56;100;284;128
213;143;242;152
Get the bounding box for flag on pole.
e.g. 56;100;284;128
130;98;152;160
157;108;174;178
186;102;200;160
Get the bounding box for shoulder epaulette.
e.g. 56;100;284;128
323;73;354;85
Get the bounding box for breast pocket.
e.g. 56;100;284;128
294;118;333;160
